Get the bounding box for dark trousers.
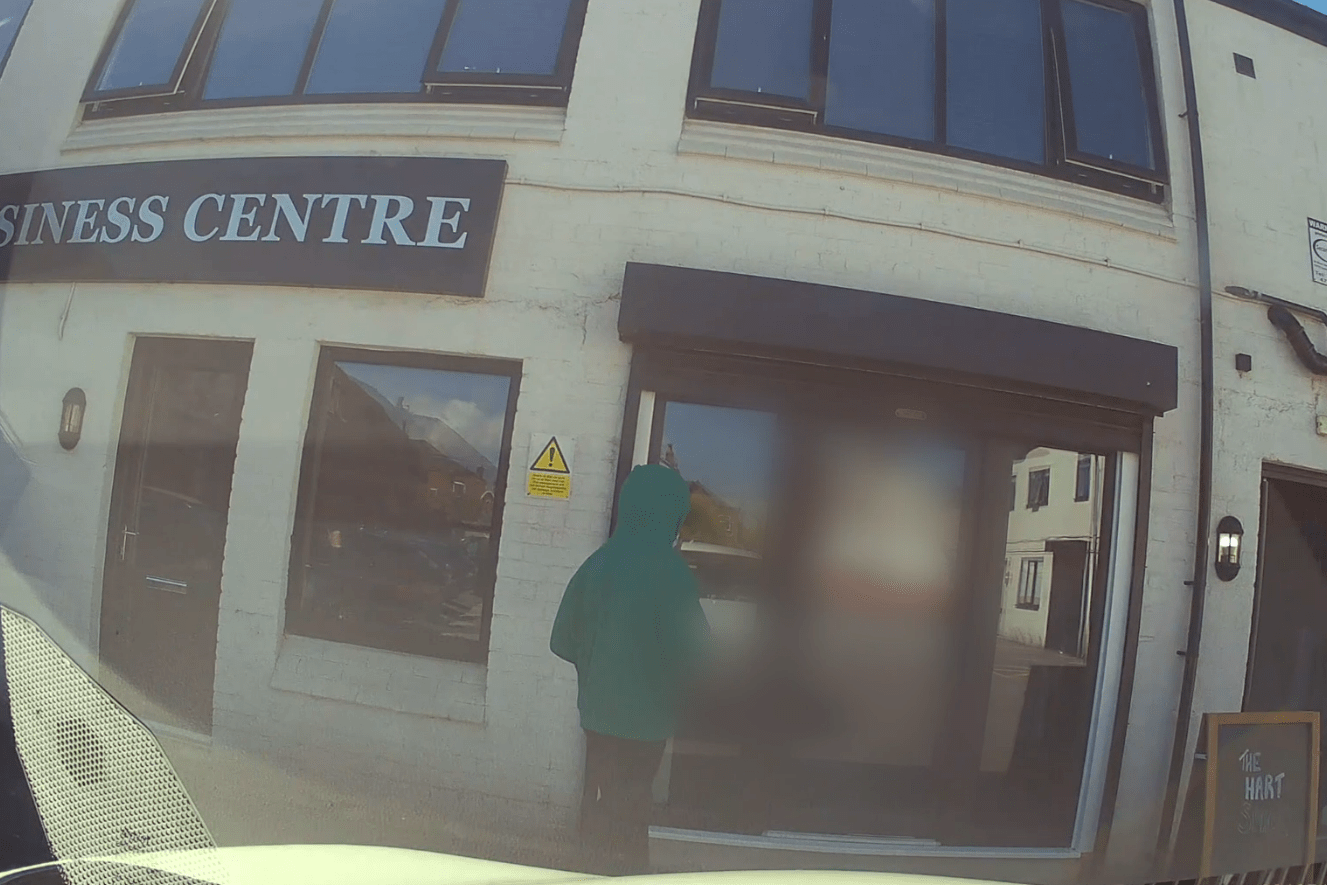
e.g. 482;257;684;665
578;729;666;875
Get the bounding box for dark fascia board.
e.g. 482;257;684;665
618;263;1179;415
1208;0;1327;49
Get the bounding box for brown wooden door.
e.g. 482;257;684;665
99;337;252;734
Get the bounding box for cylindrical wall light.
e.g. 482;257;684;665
59;388;86;451
1215;515;1245;582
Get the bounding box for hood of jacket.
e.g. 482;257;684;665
611;464;691;548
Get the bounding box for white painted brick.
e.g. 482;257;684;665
0;0;1253;867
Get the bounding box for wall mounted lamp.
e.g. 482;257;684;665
1215;515;1245;582
59;388;85;451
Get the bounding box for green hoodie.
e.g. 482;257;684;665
550;464;708;742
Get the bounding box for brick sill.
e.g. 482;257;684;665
61;103;566;156
270;634;486;724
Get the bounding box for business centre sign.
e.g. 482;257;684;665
0;156;506;297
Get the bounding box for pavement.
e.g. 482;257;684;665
152;731;585;874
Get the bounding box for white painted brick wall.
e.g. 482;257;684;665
0;0;1221;869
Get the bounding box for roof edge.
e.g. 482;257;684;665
1208;0;1327;49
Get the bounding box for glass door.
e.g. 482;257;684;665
633;373;1125;849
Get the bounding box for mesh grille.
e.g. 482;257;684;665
2;607;227;885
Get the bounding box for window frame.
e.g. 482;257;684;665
284;345;522;665
1016;556;1043;610
1027;466;1051;510
82;0;217;102
685;0;1168;201
1049;0;1168;180
1075;453;1093;501
622;349;1140;848
0;0;34;81
82;0;590;117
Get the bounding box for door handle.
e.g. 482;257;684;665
119;528;138;561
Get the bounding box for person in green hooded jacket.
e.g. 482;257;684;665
550;463;708;875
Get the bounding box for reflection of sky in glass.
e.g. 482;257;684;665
896;435;967;498
662;402;777;511
0;0;33;76
338;362;510;467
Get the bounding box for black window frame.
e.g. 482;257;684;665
83;0;217;102
1075;453;1093;501
1016;556;1042;610
284;345;522;665
1050;0;1167;182
81;0;590;119
686;0;1168;201
1026;467;1050;510
0;0;35;81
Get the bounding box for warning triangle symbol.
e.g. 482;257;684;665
531;437;571;474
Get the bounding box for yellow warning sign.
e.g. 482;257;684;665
528;434;574;499
528;472;571;499
530;437;571;474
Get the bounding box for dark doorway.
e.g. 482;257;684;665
99;337;252;734
1246;472;1327;823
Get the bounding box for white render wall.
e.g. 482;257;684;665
0;0;1207;871
1174;0;1327;860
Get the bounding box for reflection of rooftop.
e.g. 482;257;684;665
994;636;1086;669
679;541;760;559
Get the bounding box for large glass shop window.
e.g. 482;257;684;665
636;375;1126;849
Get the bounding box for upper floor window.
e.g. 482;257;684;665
0;0;33;81
1027;467;1050;510
83;0;589;117
1075;453;1093;501
688;0;1167;200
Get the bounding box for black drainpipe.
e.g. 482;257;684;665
1154;0;1216;874
1267;303;1327;374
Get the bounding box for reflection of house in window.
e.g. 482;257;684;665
683;481;753;549
1026;468;1050;510
1075;454;1093;502
286;354;516;662
1017;557;1043;610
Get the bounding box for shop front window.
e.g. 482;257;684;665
84;0;590;114
285;348;520;663
975;449;1109;846
635;361;1129;849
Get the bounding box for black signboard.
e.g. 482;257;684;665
0;156;507;297
1193;712;1321;877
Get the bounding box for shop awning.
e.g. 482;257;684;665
618;263;1179;415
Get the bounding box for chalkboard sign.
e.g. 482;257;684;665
1200;712;1320;878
